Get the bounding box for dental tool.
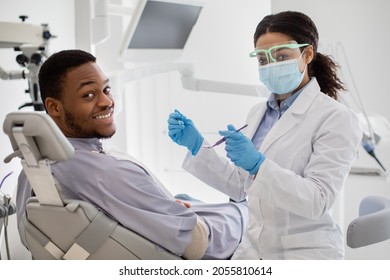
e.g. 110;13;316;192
203;124;248;149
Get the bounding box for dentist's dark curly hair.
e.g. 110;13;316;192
38;49;96;112
254;11;345;100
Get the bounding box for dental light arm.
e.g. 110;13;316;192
181;75;265;97
115;62;269;97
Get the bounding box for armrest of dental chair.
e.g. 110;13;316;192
347;195;390;248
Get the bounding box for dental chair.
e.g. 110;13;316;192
2;111;181;260
347;195;390;248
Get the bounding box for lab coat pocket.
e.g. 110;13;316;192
281;230;340;259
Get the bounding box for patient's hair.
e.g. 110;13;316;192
39;49;96;111
253;11;345;100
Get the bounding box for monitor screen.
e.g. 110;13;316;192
119;0;203;62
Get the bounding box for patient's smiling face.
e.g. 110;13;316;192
46;62;116;139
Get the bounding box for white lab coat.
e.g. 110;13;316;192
182;78;362;259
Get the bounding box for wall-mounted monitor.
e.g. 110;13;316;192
119;0;203;63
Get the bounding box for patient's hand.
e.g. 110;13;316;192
175;199;191;208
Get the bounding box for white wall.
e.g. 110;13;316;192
271;0;390;259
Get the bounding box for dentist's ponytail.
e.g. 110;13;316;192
309;52;345;100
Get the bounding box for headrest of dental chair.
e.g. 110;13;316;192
347;195;390;248
3;111;74;163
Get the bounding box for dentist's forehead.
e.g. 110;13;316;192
255;32;295;48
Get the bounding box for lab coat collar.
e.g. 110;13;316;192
260;78;320;152
246;105;267;138
288;78;321;116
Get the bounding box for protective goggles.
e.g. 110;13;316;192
249;42;309;65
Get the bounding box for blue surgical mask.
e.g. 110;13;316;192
259;54;306;95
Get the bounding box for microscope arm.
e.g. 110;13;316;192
0;66;26;80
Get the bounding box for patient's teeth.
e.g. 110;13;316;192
95;113;111;119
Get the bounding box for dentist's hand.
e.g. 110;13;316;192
219;124;265;175
167;109;204;156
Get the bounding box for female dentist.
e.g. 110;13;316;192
167;11;362;259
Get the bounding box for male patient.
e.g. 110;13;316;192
16;49;247;260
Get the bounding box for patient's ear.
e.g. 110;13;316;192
45;98;62;117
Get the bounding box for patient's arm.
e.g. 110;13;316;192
182;216;209;259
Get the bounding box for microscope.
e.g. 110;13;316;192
0;15;55;111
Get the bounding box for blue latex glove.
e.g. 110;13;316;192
167;109;204;155
219;124;265;175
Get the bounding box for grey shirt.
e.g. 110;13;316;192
17;138;247;259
